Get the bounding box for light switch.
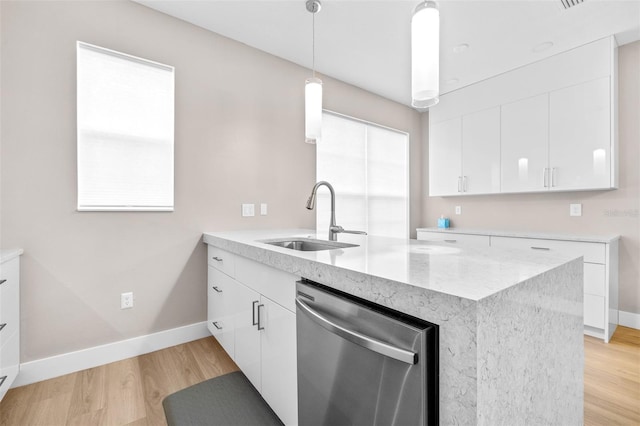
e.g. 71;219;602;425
455;206;462;215
570;203;582;217
242;203;255;217
260;203;268;216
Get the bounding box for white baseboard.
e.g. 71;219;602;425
13;321;210;388
619;310;640;330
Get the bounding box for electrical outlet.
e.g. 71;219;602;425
455;206;462;215
260;203;268;216
570;203;582;217
121;292;133;309
242;203;255;217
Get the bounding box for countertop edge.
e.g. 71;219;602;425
0;249;24;264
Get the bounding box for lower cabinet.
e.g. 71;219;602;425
0;251;21;402
207;247;298;425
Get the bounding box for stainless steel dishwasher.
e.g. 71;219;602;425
296;279;438;426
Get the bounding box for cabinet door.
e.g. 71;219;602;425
549;77;611;190
501;94;550;193
233;281;262;391
207;267;235;357
462;107;501;194
429;117;462;196
260;298;298;426
417;231;490;248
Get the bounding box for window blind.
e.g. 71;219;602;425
316;112;409;238
77;42;175;211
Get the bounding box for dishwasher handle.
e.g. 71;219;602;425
295;297;418;365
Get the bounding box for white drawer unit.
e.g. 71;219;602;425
489;235;618;342
206;245;298;425
417;231;491;248
0;250;22;402
417;229;619;342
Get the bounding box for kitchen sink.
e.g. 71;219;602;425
261;238;359;251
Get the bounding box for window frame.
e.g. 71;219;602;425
76;41;175;212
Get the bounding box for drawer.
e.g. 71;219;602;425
0;259;20;348
490;236;605;264
207;267;235;357
584;263;605;297
584;294;605;329
207;245;236;278
417;231;490;248
235;256;297;313
0;331;20;402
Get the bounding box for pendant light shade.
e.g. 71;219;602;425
305;77;322;143
411;1;440;109
305;0;322;144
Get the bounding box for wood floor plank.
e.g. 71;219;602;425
102;357;146;425
65;364;106;420
187;335;239;379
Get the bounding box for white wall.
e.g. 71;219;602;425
0;0;423;362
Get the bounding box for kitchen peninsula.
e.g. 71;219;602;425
203;229;584;425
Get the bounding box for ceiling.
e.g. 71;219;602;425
134;0;640;108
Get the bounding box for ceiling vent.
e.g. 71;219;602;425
560;0;584;9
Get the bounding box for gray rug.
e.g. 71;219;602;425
162;371;284;426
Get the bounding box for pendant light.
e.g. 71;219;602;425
305;0;322;144
411;1;440;109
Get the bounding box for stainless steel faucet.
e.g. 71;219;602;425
306;181;368;241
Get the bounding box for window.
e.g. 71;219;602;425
316;111;409;238
77;42;174;211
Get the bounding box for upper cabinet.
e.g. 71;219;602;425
428;36;618;197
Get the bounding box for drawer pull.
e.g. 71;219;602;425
0;323;5;332
0;376;6;388
252;300;259;325
212;257;223;262
0;279;6;285
257;304;265;331
531;246;550;251
211;286;223;293
444;240;457;243
211;321;222;330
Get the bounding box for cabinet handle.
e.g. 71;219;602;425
212;256;223;262
551;168;557;187
0;279;6;285
444;239;457;243
252;300;259;326
211;286;222;293
463;176;468;192
257;304;265;331
211;321;222;330
543;168;548;188
531;246;551;251
0;323;5;333
0;376;6;388
457;176;462;193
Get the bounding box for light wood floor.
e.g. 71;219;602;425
1;327;638;426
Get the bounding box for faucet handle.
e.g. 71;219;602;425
341;229;367;235
330;225;367;236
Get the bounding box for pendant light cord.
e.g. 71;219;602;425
312;9;316;78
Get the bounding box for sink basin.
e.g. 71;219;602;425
261;238;359;252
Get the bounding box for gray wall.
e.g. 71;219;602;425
422;41;640;316
0;1;423;362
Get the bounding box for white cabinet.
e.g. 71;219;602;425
207;246;298;425
429;37;617;197
490;235;618;342
0;251;21;402
462;107;501;194
429;118;461;196
428;107;500;196
549;77;612;191
501;94;549;193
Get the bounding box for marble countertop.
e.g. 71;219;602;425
416;227;620;243
203;229;578;302
0;249;23;264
